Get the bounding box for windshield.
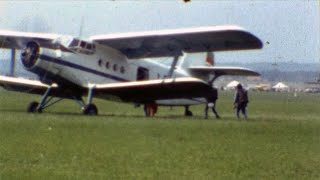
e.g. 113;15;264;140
68;38;96;55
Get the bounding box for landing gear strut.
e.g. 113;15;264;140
82;86;98;115
184;106;193;116
26;85;99;115
27;86;63;113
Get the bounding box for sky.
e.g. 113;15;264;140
0;0;319;64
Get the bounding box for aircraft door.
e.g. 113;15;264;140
137;67;149;81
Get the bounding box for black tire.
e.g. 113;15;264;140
83;104;98;115
185;110;193;116
27;101;39;113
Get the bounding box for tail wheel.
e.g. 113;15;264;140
83;104;98;115
185;110;193;116
184;106;193;116
27;101;39;113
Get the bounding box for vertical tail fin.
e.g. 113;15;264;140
178;52;215;70
205;52;214;66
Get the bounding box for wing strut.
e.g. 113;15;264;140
167;55;179;78
9;49;16;77
208;75;219;86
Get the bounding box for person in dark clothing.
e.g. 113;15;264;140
144;102;158;117
204;87;220;119
234;84;249;119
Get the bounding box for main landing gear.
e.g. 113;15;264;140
27;101;41;113
82;87;98;115
82;104;98;115
26;85;98;115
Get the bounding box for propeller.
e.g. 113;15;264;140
21;42;39;69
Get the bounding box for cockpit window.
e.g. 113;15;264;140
87;44;92;50
68;38;95;55
69;39;79;48
80;41;86;48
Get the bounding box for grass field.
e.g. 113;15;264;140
0;89;319;179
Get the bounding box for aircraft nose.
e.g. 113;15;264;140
21;42;40;69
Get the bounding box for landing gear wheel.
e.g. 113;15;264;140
185;110;193;116
83;104;98;115
184;106;193;116
27;101;39;113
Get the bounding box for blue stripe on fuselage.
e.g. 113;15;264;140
39;55;129;82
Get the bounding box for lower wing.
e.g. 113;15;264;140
93;77;211;103
0;75;80;98
0;75;52;95
0;76;211;103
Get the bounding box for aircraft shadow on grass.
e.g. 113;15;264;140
0;108;206;119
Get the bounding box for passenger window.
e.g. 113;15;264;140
113;64;118;71
105;62;110;69
98;59;102;67
120;66;125;74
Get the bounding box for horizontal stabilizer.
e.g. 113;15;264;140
188;66;260;77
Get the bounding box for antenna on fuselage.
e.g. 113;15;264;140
78;16;84;39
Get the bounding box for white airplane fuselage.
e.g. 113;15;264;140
27;42;206;106
0;25;263;115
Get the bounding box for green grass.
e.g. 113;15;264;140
0;89;319;179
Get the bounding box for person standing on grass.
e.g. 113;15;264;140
204;87;220;119
144;102;158;117
234;84;249;119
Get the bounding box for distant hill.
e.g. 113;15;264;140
216;62;320;72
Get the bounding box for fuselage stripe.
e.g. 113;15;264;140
39;55;129;82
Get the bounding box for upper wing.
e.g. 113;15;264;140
0;29;61;50
188;66;260;77
93;77;211;103
90;25;263;59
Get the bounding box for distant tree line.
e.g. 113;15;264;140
259;70;319;83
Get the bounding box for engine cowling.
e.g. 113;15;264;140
21;42;40;69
